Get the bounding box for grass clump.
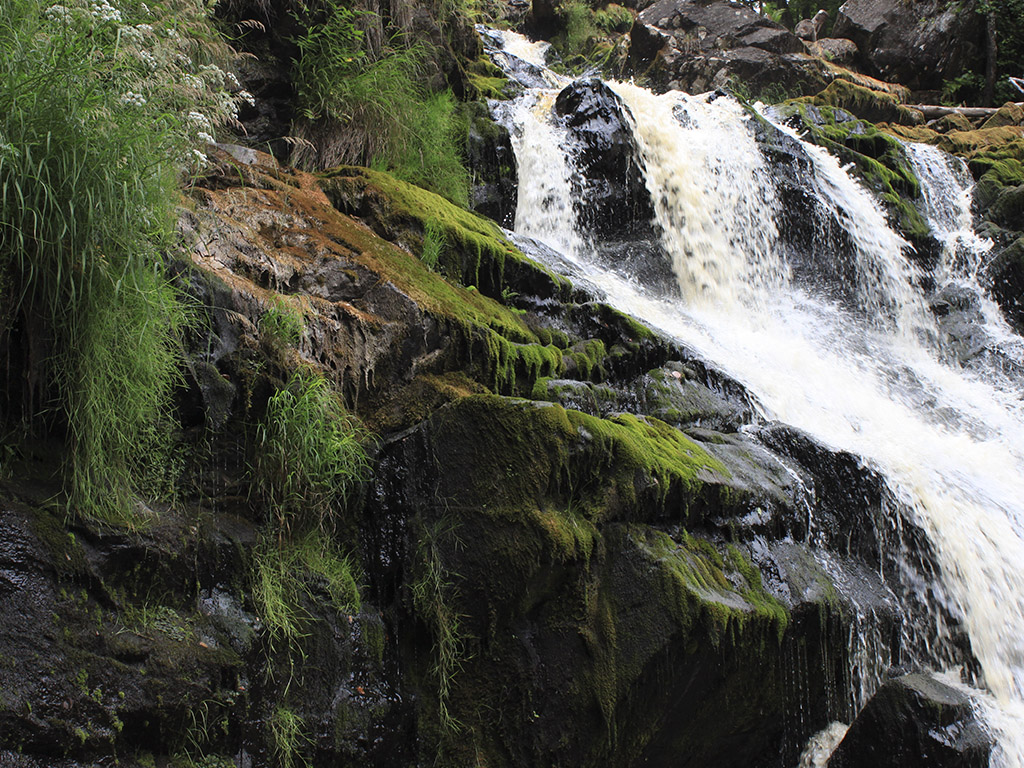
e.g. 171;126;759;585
259;295;305;350
290;0;470;204
0;0;244;520
253;370;370;542
253;532;361;644
268;705;309;768
411;520;466;733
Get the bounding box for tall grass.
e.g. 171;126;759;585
1;0;246;519
253;370;370;542
290;0;469;204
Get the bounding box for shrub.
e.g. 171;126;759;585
0;0;242;519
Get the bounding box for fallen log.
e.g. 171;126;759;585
908;103;1023;120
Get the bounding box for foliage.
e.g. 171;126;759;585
411;520;466;733
268;705;309;768
259;296;305;349
421;220;446;270
0;0;243;519
253;532;361;645
290;0;470;204
253;370;370;543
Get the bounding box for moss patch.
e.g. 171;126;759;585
320;166;570;302
801;79;923;126
776;101;932;245
424;394;731;524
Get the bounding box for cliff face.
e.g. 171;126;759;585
0;141;933;767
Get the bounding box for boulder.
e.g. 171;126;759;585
828;673;993;768
553;79;657;239
795;10;829;42
832;0;986;92
981;102;1024;129
629;0;831;97
812;37;858;67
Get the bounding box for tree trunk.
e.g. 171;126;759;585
984;10;997;105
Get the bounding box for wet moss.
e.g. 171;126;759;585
320;166;570;301
639;529;788;645
802;79;923;126
426;394;730;524
779;102;932;245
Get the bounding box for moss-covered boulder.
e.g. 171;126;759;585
369;394;861;768
771;100;937;265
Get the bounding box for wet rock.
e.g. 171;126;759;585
828;673;993;768
464;101;518;227
368;393;851;767
832;0;986;92
629;0;830;97
554;78;657;240
985;236;1024;331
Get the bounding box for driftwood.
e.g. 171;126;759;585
908;103;1023;120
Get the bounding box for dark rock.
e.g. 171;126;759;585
832;0;986;92
367;393;854;767
795;18;816;41
828;673;993;768
812;37;859;67
985;236;1024;331
553;78;657;240
629;0;830;97
464;101;518;228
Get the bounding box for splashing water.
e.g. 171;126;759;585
488;30;1024;767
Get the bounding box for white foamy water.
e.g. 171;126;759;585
488;30;1024;767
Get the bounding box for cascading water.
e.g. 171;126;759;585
485;30;1024;766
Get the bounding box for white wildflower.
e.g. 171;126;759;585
135;23;153;34
44;4;73;22
186;111;212;130
89;0;121;22
188;149;208;167
164;26;177;38
225;71;240;88
197;131;215;144
139;2;150;15
237;90;255;107
183;74;203;91
120;25;143;43
137;49;158;71
120;90;147;107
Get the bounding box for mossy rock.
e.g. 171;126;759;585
405;393;732;523
981;102;1024;130
777;102;934;254
320;166;572;304
801;79;924;126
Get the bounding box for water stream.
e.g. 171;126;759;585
485;29;1024;766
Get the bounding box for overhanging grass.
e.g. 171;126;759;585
0;0;191;520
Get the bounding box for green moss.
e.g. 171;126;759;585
29;507;89;578
466;72;510;100
801;79;922;125
639;529;788;644
565;339;607;381
528;504;599;563
777;102;931;243
426;395;730;524
321;166;569;301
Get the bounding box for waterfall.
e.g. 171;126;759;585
486;30;1024;767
